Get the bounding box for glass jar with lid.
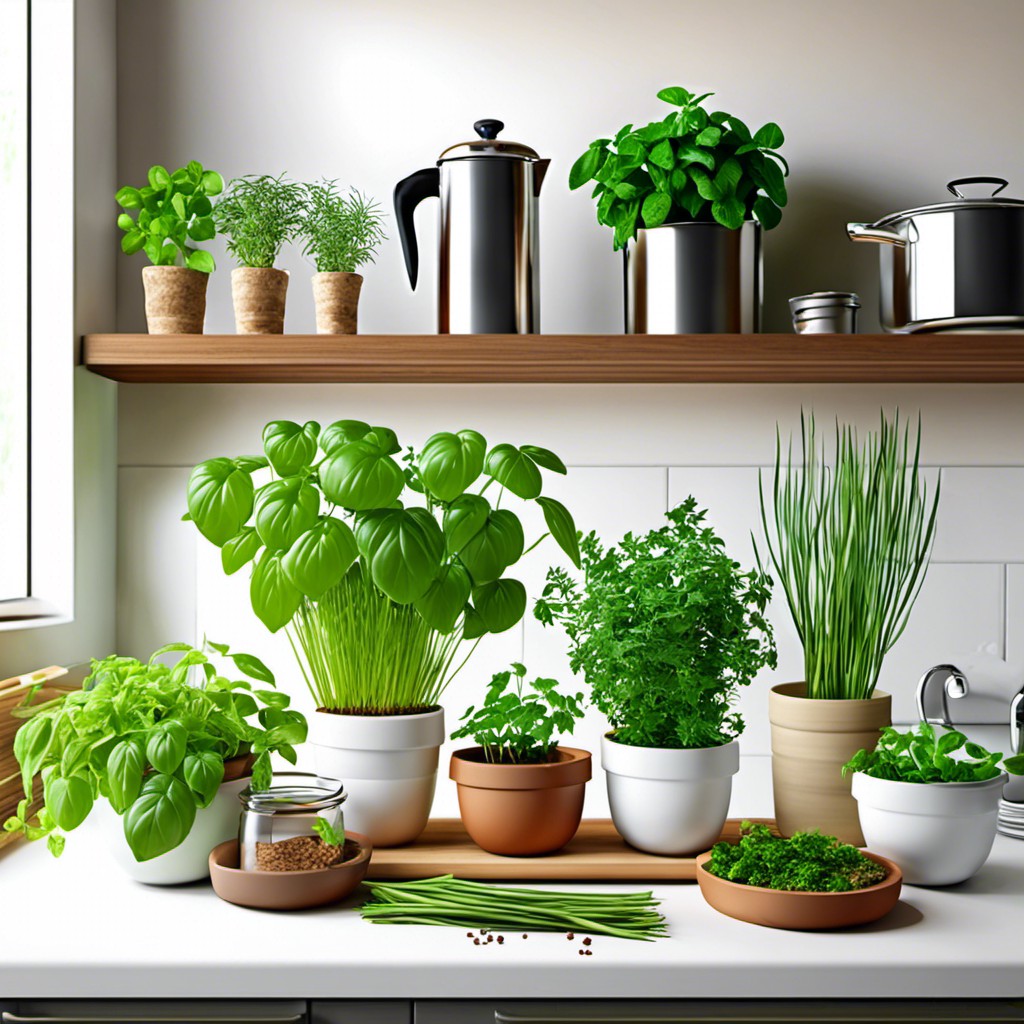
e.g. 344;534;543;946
238;772;346;872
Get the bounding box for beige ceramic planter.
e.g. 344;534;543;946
142;265;208;334
232;267;288;333
769;682;891;845
312;271;363;334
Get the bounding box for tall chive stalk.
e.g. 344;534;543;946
361;876;668;941
759;411;940;701
288;567;477;713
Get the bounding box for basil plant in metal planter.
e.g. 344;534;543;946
187;420;581;847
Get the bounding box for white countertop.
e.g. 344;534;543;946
1;828;1022;1001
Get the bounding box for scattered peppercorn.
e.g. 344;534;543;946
582;937;592;946
522;934;528;939
466;932;473;938
473;938;480;945
584;949;593;956
497;936;504;944
578;949;585;956
566;931;575;940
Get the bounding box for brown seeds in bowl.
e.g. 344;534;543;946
255;835;345;872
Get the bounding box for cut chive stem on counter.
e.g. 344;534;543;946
360;875;668;941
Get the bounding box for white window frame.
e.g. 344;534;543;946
0;0;75;631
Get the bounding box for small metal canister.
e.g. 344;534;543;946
789;291;861;334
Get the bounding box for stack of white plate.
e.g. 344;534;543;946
997;798;1024;839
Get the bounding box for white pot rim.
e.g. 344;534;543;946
311;705;445;751
601;732;739;781
851;769;1007;816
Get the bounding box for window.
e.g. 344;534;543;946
0;0;30;604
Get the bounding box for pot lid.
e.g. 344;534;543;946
871;176;1024;226
438;119;540;161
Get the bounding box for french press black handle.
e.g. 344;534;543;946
474;119;505;140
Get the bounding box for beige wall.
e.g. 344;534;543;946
111;0;1024;817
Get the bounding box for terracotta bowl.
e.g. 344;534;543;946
695;850;902;930
209;834;371;910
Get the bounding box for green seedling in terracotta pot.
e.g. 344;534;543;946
449;663;589;856
3;641;305;880
185;419;581;848
116;160;223;334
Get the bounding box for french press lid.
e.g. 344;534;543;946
438;119;540;161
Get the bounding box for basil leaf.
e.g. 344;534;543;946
123;774;196;862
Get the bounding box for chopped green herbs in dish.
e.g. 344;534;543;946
706;822;888;893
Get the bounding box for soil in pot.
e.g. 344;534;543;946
232;267;288;333
312;271;363;334
450;746;591;856
142;265;208;334
255;835;347;872
769;682;891;845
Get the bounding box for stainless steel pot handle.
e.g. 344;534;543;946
946;175;1009;198
846;222;908;246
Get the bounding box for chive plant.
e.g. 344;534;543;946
759;411;940;701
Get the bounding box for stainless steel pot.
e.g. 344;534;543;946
848;176;1024;333
394;119;549;334
624;221;762;334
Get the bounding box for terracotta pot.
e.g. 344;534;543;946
231;267;288;333
695;850;902;930
142;265;208;334
769;682;891;844
450;746;591;856
209;834;372;910
312;271;363;334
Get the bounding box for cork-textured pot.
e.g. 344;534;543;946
232;267;289;333
695;851;902;930
769;682;891;845
312;271;363;334
450;746;591;856
142;265;208;334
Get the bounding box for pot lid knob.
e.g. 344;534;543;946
947;175;1009;199
474;119;505;140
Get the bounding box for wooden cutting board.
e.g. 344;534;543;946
365;818;776;882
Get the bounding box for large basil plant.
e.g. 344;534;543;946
186;421;581;713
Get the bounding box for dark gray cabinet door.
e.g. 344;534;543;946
415;999;1024;1024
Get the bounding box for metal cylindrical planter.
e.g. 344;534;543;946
624;221;762;334
602;734;739;855
847;176;1024;332
851;771;1005;885
310;707;444;847
769;682;891;845
450;746;591;856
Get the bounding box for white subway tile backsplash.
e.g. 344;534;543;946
116;468;196;659
933;468;1024;562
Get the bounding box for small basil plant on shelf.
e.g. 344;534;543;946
116;160;223;334
3;642;306;862
535;497;776;856
449;664;591;857
569;86;788;249
299;182;387;334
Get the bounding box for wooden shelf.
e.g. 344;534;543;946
81;332;1024;384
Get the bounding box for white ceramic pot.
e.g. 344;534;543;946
310;707;444;847
851;770;1007;886
94;774;250;885
601;733;739;855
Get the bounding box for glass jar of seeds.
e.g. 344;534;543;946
238;773;347;872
